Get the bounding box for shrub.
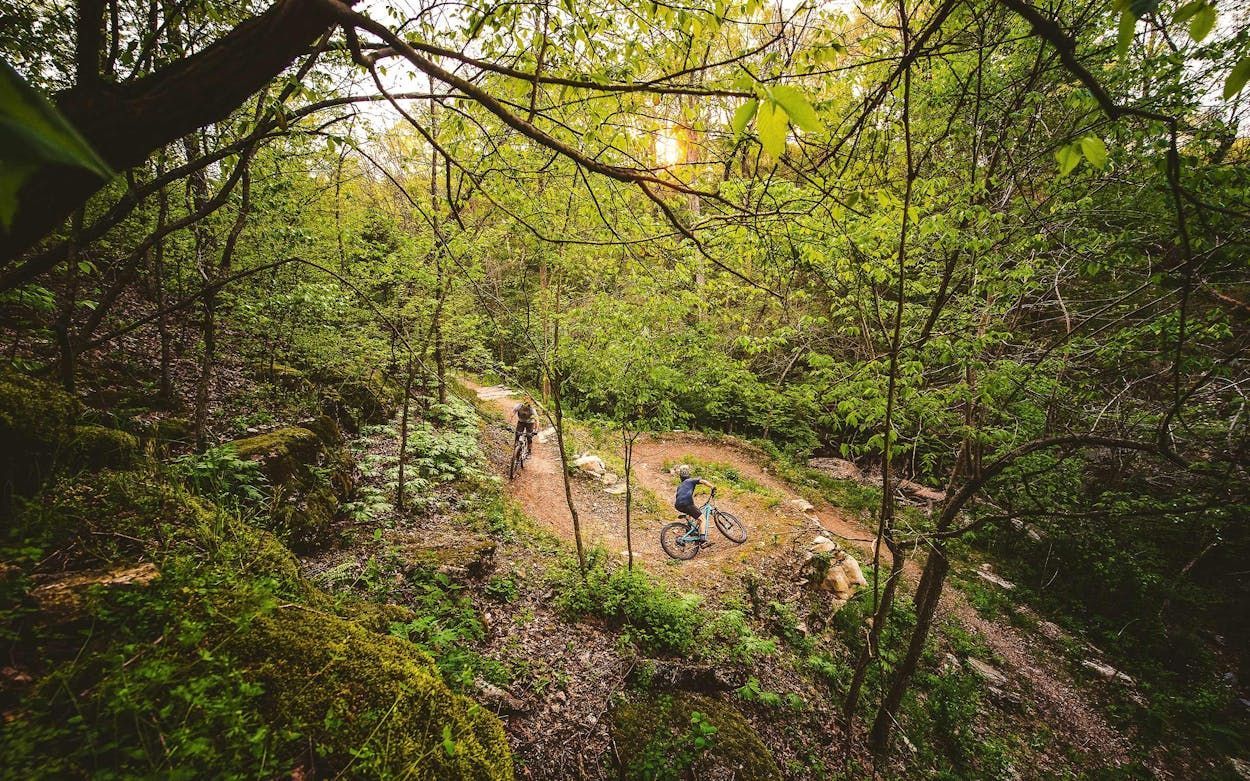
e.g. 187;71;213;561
552;550;699;655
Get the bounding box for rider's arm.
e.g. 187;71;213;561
698;478;715;489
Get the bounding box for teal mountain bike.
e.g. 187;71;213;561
660;487;747;560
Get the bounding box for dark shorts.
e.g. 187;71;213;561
516;420;536;438
675;500;700;522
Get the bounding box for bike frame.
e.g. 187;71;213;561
678;496;716;543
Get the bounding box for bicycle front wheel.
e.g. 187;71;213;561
508;445;523;480
660;522;700;560
714;511;747;543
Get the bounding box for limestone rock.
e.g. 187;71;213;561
788;497;816;514
807;457;862;481
802;535;867;600
965;658;1008;687
976;564;1016;590
1080;659;1134;685
574;453;606;477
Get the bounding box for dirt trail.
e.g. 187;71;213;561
467;379;875;590
462;378;1136;767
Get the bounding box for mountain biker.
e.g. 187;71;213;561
674;464;715;541
513;396;538;456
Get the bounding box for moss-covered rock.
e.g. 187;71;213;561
300;413;344;446
611;692;780;781
266;362;312;390
399;537;498;580
229;426;355;552
143;415;194;450
232;426;323;484
1;469;510;781
10;469;300;587
65;424;141;471
316;372;397;432
0;370;78;502
224;608;512;780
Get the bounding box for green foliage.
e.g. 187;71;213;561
173;444;268;515
611;693;780;781
388;567;511;689
0;60;111;229
625;707;719;781
552;548;699;655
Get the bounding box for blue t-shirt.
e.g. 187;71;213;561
675;477;700;506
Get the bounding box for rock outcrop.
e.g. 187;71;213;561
229;425;354;552
801;535;868;605
610;692;780;781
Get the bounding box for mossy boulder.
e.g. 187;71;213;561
223;608;512;780
65;425;141;471
10;469;300;587
316;372;397;432
2;470;510;781
399;537;498;580
141;415;194;451
229;426;355;552
0;370;78;502
610;692;780;781
300;413;344;446
265;362;312;390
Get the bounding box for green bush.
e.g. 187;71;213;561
552;550;699;655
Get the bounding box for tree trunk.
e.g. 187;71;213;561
396;355;416;511
0;0;356;269
193;166;249;450
152;158;173;402
869;547;949;755
623;429;635;571
549;317;586;574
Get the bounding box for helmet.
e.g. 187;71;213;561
677;464;692;479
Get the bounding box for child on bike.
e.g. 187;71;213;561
674;464;715;541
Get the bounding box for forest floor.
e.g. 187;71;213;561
292;377;1164;778
460;378;1153;776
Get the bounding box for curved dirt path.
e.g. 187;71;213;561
467;380;875;590
464;378;1136;768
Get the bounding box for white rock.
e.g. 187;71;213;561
601;471;619;485
573;453;606;476
603;483;627;495
1081;659;1134;684
807;457;862;481
789;498;816;514
976;565;1016;590
965;658;1008;687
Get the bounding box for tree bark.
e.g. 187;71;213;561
193;166;250;450
1;0;354;267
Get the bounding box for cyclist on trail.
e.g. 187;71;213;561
674;464;715;541
513;396;538;456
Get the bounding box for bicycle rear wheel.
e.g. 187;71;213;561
714;511;747;543
660;522;700;560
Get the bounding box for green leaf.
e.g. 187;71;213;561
755;100;789;158
1189;4;1215;41
769;85;821;133
1128;0;1161;18
0;60;111;178
1055;143;1082;176
1079;135;1107;169
731;99;758;138
1116;10;1136;56
1172;0;1204;23
1226;58;1250;99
